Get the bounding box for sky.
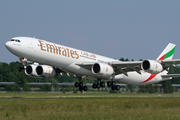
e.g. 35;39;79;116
1;1;180;63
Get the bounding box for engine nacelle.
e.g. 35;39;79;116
142;60;163;74
25;64;56;78
92;63;114;76
36;65;56;78
25;64;39;76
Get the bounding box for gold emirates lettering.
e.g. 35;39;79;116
39;40;46;51
62;47;67;57
70;50;75;58
38;40;79;59
58;47;61;55
46;43;55;53
54;44;58;54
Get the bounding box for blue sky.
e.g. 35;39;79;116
1;1;180;63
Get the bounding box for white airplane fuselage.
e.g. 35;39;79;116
5;37;169;86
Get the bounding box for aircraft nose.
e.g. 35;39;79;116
5;41;15;52
5;41;11;49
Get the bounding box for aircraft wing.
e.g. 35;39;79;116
76;61;143;75
111;59;180;75
76;60;180;76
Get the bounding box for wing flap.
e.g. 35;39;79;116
112;61;142;66
112;61;142;75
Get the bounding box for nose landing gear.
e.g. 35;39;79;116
19;58;27;72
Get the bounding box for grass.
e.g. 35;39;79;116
0;93;180;119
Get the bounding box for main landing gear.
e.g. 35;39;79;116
92;79;105;89
107;75;120;90
107;81;120;90
92;76;120;90
74;77;88;91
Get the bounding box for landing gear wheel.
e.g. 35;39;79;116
107;81;111;87
111;85;116;90
79;86;83;91
92;83;97;89
97;84;101;89
75;82;79;87
101;82;105;87
116;85;120;90
112;81;116;86
97;80;101;84
79;82;83;87
83;86;88;91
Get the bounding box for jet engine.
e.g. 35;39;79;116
25;64;56;78
92;63;114;76
142;60;163;74
36;65;56;78
25;64;39;76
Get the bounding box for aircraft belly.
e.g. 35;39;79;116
64;63;94;76
115;71;162;85
63;63;111;80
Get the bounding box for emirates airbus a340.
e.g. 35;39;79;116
5;37;180;91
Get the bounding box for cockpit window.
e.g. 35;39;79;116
11;39;21;42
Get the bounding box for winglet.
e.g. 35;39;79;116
156;43;176;60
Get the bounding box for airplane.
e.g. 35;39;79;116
5;37;180;91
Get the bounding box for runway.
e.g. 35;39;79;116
0;92;180;99
1;96;180;99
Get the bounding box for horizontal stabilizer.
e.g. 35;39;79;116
161;59;180;65
161;74;180;78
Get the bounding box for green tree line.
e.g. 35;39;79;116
0;61;93;91
0;58;180;93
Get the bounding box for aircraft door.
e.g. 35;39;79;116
28;39;33;49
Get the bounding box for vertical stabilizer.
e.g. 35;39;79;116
156;43;176;60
